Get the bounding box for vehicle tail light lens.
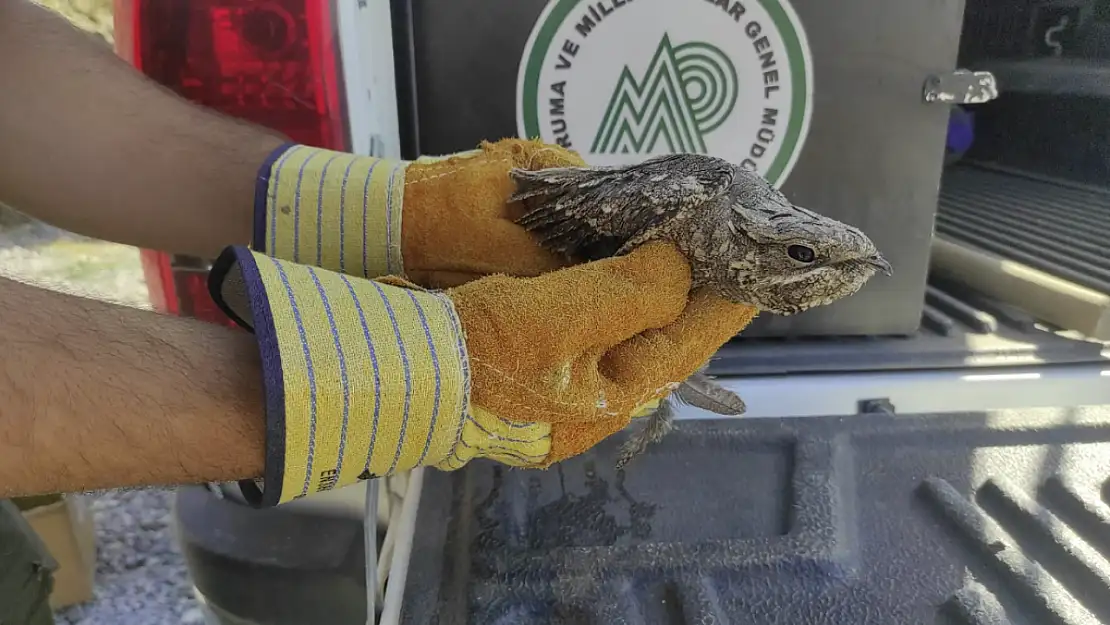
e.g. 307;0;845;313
113;0;349;324
137;249;178;315
177;269;235;322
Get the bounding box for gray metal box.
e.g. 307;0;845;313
393;0;967;337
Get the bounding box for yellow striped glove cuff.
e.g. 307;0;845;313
209;246;470;507
252;143;407;279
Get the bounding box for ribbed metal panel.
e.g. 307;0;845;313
936;164;1110;294
717;272;1105;376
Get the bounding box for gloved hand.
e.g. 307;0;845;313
209;240;757;506
252;138;586;288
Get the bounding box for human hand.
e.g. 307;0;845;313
208;241;756;506
252;138;587;288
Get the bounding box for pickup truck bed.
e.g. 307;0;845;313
389;156;1110;623
396;163;1110;624
402;406;1110;625
174;164;1110;625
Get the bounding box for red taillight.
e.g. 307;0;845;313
177;270;238;324
140;251;239;328
115;0;347;149
113;0;349;324
138;249;178;315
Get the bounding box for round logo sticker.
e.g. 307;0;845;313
516;0;814;188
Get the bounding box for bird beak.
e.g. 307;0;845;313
867;254;893;276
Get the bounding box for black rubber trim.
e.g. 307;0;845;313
389;0;421;159
175;486;370;625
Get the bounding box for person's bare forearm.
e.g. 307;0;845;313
0;276;265;497
0;0;288;258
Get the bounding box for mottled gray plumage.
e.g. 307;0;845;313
673;368;746;415
509;153;891;467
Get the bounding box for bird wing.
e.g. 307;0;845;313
509;153;735;261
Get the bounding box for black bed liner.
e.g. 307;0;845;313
402;406;1110;625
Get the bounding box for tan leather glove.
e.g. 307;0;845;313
253;138;585;288
209;241;756;506
444;242;759;463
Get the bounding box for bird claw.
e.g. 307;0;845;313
614;399;676;470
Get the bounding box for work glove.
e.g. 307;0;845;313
209;241;757;507
252;138;585;288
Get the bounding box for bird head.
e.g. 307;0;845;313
718;172;891;316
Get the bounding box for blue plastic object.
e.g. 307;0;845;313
947;106;976;158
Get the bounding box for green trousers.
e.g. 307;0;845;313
0;499;56;625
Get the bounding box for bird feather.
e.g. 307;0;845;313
674;372;746;416
510;154;735;260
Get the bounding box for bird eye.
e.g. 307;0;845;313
787;245;816;263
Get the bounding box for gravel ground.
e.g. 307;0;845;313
0;223;202;624
53;490;203;625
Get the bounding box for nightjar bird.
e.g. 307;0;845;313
509;153;891;469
